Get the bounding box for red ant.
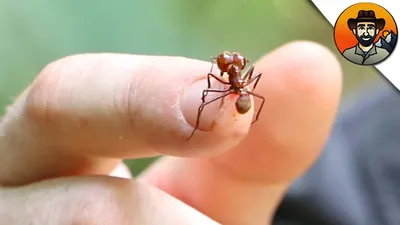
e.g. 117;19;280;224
186;51;265;140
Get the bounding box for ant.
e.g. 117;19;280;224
186;51;265;140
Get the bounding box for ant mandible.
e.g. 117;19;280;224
186;51;265;140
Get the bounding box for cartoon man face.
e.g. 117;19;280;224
353;21;380;47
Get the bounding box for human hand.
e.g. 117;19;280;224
0;41;342;225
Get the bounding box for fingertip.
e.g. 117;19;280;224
289;41;343;114
207;41;344;183
257;40;342;110
286;40;343;89
255;40;343;148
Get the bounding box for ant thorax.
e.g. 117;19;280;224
226;64;248;79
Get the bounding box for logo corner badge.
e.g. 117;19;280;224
333;2;398;66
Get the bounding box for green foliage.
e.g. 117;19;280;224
125;157;159;176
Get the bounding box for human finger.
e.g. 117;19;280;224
23;54;253;155
0;176;219;225
0;53;253;185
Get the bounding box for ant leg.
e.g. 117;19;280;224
200;88;230;120
245;90;265;124
244;72;262;91
204;73;230;99
186;90;231;140
242;65;255;80
209;57;217;74
202;88;229;102
206;73;229;89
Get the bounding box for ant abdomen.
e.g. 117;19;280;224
235;94;251;114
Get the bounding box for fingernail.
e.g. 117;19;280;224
180;79;224;131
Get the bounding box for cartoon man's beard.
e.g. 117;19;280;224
357;33;377;47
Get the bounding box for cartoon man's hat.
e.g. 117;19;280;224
347;10;386;30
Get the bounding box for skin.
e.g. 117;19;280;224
0;41;342;225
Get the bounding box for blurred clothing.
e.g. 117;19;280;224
273;81;400;225
342;44;390;65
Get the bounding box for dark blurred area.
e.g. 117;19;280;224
0;0;384;175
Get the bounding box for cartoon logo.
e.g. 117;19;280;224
334;3;397;66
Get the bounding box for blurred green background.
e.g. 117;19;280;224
0;0;383;176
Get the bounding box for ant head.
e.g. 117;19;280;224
231;52;247;70
216;51;232;72
216;51;247;73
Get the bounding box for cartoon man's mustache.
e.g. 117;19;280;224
358;34;374;41
360;35;373;38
